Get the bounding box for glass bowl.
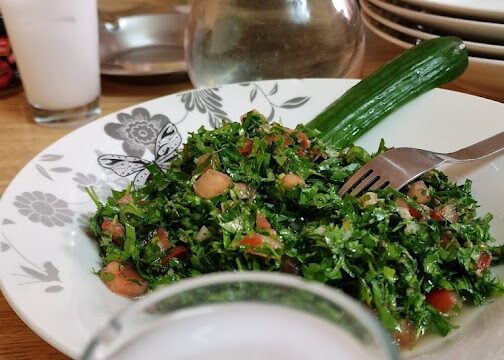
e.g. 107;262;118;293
184;0;365;88
81;272;399;359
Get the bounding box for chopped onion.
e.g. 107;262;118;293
195;225;211;242
405;221;421;235
233;182;256;200
361;192;378;208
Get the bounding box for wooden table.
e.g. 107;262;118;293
0;30;500;359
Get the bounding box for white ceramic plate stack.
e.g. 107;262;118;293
359;0;504;100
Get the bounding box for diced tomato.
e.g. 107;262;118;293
297;148;307;158
476;252;492;272
280;173;305;189
256;213;272;230
161;245;189;265
101;218;125;245
196;153;212;169
396;200;423;220
408;206;422;220
240;233;282;258
266;133;293;147
193;169;232;199
429;210;444;222
266;132;295;147
117;194;133;205
393;319;416;349
283;135;293;147
407;181;430;204
239;139;253;157
437;204;459;223
296;132;311;149
100;262;148;298
156;228;171;250
439;232;453;248
240;233;263;247
426;289;458;313
266;134;277;145
256;212;277;236
396;198;407;208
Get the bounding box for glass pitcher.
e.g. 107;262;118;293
184;0;365;88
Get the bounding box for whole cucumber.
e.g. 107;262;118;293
306;37;468;148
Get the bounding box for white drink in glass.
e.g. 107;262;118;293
0;0;100;124
108;303;375;360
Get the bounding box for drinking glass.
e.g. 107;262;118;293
81;272;399;359
0;0;101;126
184;0;365;88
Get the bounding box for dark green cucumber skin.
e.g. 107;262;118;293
306;37;468;148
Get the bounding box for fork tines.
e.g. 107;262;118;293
338;167;391;197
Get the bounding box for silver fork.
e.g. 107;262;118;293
338;131;504;197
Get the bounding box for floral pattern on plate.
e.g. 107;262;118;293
99;108;183;187
13;191;74;227
104;107;171;158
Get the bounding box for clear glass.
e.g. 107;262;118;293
184;0;365;88
81;272;399;360
0;0;101;126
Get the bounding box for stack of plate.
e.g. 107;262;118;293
360;0;504;100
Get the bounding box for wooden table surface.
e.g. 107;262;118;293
0;30;500;359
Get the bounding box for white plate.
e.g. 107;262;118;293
368;0;504;44
361;0;504;59
401;0;504;23
362;12;504;101
0;79;503;359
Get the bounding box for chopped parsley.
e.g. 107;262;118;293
89;110;503;346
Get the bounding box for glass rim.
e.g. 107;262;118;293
83;271;400;359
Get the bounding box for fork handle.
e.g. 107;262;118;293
442;131;504;162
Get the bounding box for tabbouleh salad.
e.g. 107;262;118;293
88;110;503;348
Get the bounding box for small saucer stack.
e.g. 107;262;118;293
360;0;504;100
